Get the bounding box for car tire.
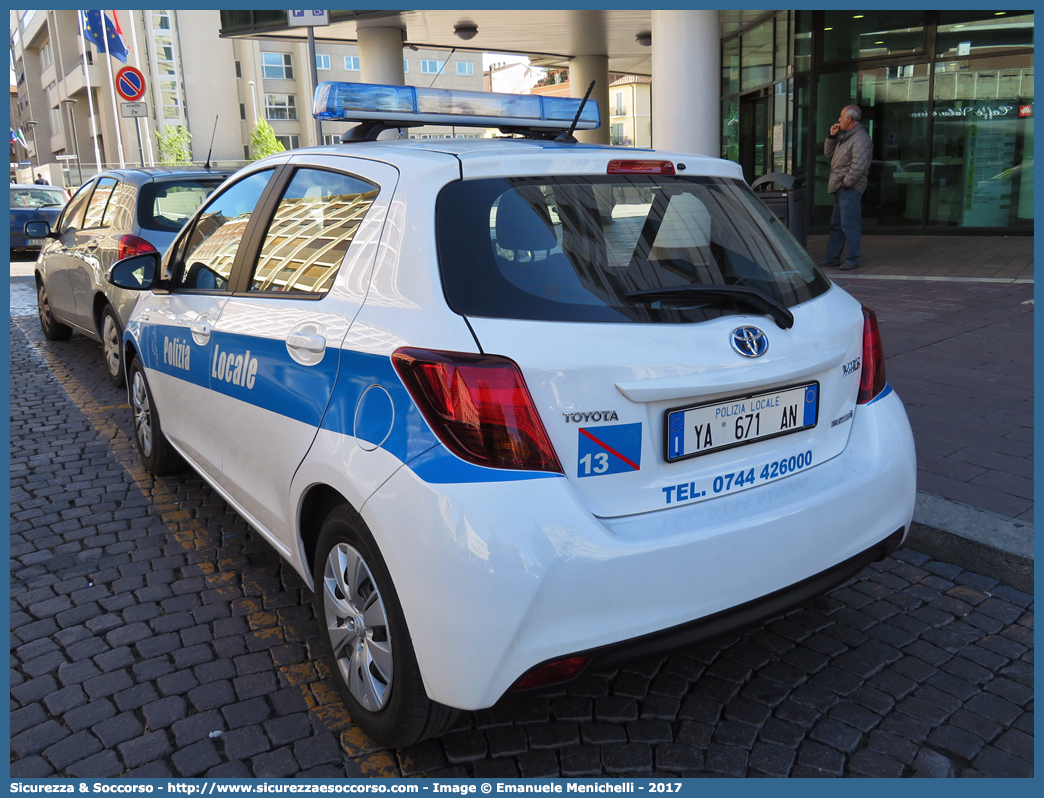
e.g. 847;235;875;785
313;504;458;747
101;304;126;388
127;355;182;475
37;281;72;341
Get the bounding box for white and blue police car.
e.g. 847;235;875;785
107;82;917;747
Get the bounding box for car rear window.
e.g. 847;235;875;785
437;175;830;324
10;187;66;208
138;178;227;232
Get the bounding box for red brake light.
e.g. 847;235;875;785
514;655;590;691
118;234;158;260
392;348;563;473
607;159;676;175
857;306;887;404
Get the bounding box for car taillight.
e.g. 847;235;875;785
857;306;887;404
607;159;676;175
392;348;563;473
117;234;158;260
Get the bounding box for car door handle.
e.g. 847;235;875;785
190;321;212;336
286;333;326;354
85;240;99;250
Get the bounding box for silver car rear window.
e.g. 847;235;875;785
138;178;228;233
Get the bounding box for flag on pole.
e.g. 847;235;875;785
15;129;30;152
109;10;131;53
81;10;128;63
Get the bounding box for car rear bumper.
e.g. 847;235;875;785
9;233;40;250
362;387;916;710
510;525;905;698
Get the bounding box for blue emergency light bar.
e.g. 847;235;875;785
313;81;600;132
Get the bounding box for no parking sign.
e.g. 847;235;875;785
115;66;146;102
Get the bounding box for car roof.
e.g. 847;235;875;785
90;166;235;185
279;138;744;179
10;183;65;190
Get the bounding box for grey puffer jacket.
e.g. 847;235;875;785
824;123;872;194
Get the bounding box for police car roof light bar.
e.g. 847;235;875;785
313;81;601;135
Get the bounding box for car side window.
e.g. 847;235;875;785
82;177;119;229
103;181;137;229
248;168;379;294
173;169;274;292
58;181;94;234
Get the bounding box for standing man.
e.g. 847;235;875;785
820;105;871;271
34;172;49;185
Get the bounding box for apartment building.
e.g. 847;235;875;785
10;9;484;184
608;75;651;148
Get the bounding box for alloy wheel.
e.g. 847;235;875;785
322;542;394;711
102;313;120;378
38;285;52;335
131;371;154;458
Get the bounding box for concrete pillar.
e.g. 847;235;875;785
569;55;610;145
651;10;720;157
356;23;405;85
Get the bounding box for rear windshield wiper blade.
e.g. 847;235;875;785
624;285;794;329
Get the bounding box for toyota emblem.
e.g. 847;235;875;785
731;326;769;358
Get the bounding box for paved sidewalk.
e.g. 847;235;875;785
834;278;1034;522
806;235;1033;282
8;314;1035;778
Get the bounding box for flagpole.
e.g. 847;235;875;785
78;11;103;175
122;10;154;166
100;18;126;169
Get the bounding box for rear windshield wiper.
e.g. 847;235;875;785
624;285;794;329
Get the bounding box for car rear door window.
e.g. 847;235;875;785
173;169;274;292
138;178;227;233
58;181;94;234
82;177;118;229
247;168;379;294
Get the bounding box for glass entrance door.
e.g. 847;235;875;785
739;93;773;184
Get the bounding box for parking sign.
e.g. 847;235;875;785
287;10;329;27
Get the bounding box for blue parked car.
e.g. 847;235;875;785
10;183;67;253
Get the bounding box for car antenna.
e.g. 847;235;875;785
428;48;456;87
204;115;219;170
556;80;595;143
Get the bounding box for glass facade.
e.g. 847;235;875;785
722;10;1033;232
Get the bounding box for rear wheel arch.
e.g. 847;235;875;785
93;293;110;334
298;484;353;579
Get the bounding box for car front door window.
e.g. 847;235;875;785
175;169;275;292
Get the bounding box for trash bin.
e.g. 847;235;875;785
751;172;808;248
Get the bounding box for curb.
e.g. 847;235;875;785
908;491;1034;594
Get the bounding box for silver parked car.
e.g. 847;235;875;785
29;167;231;385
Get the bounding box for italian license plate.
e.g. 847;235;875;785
666;382;819;462
26;238;44;246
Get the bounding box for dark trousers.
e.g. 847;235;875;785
824;187;863;266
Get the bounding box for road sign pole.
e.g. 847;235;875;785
308;26;322;146
134;118;144;167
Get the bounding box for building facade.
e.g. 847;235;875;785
10;9;484;185
609;76;651;148
722;10;1033;233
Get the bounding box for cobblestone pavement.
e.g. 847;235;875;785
9;298;1035;779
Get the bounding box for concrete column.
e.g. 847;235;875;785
569;55;610;145
356;23;405;85
651;10;720;157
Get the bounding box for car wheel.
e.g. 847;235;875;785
313;504;457;747
101;305;126;387
127;355;182;475
37;281;72;341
